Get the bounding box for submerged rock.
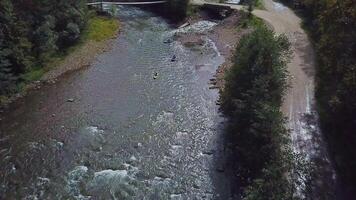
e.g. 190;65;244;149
216;166;225;173
163;38;173;44
153;72;159;79
134;142;142;148
171;55;177;62
202;149;215;155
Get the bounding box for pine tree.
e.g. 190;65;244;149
0;29;16;94
0;0;32;74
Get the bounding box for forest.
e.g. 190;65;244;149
279;0;356;186
0;0;89;96
221;24;302;199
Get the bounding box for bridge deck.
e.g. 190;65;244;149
87;1;167;5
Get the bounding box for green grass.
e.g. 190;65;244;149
1;16;120;104
186;4;200;17
22;67;45;82
255;0;264;9
39;16;119;73
83;17;120;42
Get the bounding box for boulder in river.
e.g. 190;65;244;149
153;72;159;79
163;38;173;44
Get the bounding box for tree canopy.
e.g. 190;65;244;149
0;0;88;95
221;26;299;199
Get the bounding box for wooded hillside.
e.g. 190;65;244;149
0;0;88;95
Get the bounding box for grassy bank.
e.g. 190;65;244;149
220;23;305;199
83;17;119;42
0;16;119;105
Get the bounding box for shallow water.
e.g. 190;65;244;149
225;0;240;4
0;6;231;199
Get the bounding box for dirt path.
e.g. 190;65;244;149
192;0;336;198
254;1;318;156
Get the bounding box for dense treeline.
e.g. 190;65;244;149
0;0;88;95
168;0;189;20
118;0;188;19
164;0;189;21
221;26;302;199
142;0;189;22
280;0;356;185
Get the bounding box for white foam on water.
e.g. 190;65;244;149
175;131;188;139
170;145;183;156
170;194;183;200
27;142;45;150
153;111;175;127
122;163;139;173
305;84;311;113
273;2;287;11
36;177;50;187
86;126;104;134
51;139;64;149
202;36;221;57
66;166;90;199
88;169;137;199
226;0;240;4
172;21;217;34
129;155;137;162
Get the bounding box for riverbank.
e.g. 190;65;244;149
0;16;119;108
175;8;251;90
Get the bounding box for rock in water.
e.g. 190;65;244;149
153;72;158;79
163;38;172;44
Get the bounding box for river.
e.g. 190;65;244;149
0;6;232;199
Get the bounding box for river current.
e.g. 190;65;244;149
0;5;232;200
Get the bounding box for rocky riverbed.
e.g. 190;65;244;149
0;5;247;199
176;10;250;90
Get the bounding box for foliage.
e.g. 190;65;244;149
314;0;356;186
0;0;89;96
165;0;189;21
186;5;200;18
0;30;16;94
241;0;264;10
280;0;356;185
221;26;302;199
238;11;265;29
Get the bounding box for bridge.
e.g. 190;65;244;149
87;1;167;6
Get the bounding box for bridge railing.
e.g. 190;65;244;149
87;0;167;4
